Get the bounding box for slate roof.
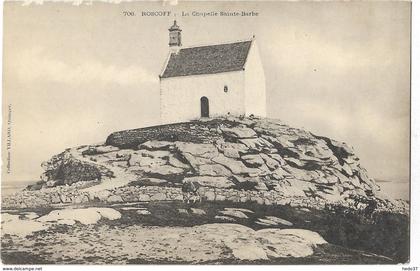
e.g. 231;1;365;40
161;40;252;78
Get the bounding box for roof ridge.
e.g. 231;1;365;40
179;37;253;50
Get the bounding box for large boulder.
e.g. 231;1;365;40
183;176;235;189
175;142;219;159
128;153;166;167
196;164;232;177
241;154;266;168
215;140;249;158
239;137;274;152
212;155;264;176
255;228;327;258
221;126;257;139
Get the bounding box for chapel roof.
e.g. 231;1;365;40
160;40;252;79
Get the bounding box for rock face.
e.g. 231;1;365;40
15;116;399;211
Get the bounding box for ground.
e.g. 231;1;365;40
1;200;407;264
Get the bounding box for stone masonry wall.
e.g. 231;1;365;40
105;120;225;149
1;183;315;209
1;184;408;215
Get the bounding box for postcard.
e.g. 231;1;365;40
1;0;412;266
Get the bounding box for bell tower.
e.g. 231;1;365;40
168;20;182;47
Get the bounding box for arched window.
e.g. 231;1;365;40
200;97;209;118
224;85;228;93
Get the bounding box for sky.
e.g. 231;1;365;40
2;1;410;183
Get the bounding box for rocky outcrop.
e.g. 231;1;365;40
30;148;114;190
7;116;405;213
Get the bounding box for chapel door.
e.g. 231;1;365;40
200;97;209;118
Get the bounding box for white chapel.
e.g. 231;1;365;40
159;21;266;124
